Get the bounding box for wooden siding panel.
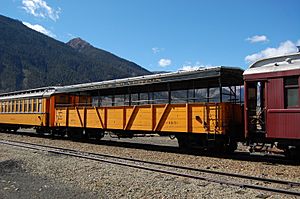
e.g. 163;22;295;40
55;108;67;126
0;113;46;126
106;107;124;129
266;78;284;109
267;109;300;139
53;103;243;135
85;108;106;129
129;106;152;131
68;108;85;127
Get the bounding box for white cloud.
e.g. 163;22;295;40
296;39;300;46
23;21;56;38
245;40;299;63
158;58;171;67
22;0;61;21
246;35;269;43
152;47;164;54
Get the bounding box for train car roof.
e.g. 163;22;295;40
54;66;244;95
0;87;58;100
243;52;300;76
0;66;243;99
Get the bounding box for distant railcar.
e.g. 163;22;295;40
0;87;53;132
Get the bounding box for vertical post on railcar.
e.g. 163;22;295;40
234;86;237;103
124;94;126;106
219;77;222;103
147;88;151;104
193;81;196;103
137;93;140;105
239;85;242;104
168;83;171;104
151;92;154;104
112;95;115;106
97;90;101;107
186;89;189;103
128;88;131;106
206;88;210;103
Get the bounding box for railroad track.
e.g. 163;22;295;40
1;130;295;165
0;139;300;197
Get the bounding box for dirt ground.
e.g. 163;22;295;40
0;158;99;199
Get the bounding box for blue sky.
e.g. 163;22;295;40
1;0;300;71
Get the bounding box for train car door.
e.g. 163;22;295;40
245;81;266;141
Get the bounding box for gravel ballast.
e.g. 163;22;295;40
0;133;299;198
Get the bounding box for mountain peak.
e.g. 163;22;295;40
67;37;91;51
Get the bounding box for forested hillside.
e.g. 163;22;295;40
0;15;151;93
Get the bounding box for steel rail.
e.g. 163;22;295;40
1;138;299;187
0;139;300;196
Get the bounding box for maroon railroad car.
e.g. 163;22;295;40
243;53;300;153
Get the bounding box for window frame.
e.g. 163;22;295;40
33;99;37;112
38;99;42;112
15;100;19;112
28;99;32;112
20;100;23;112
284;76;299;108
24;99;27;112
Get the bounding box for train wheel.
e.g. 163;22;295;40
175;134;190;149
285;147;300;160
67;129;82;139
225;141;238;153
95;131;105;140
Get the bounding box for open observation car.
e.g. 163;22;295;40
0;66;244;151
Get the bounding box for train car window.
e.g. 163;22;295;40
24;100;27;112
208;88;221;102
171;90;188;104
8;101;11;112
28;99;32;112
126;93;149;105
193;88;208;102
56;95;70;107
80;96;91;107
114;94;125;106
124;94;130;105
153;91;169;104
0;101;2;113
15;100;19;112
20;100;23;112
33;99;37;112
38;99;42;112
12;101;15;112
285;76;299;108
100;96;112;107
221;86;242;103
139;93;149;105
